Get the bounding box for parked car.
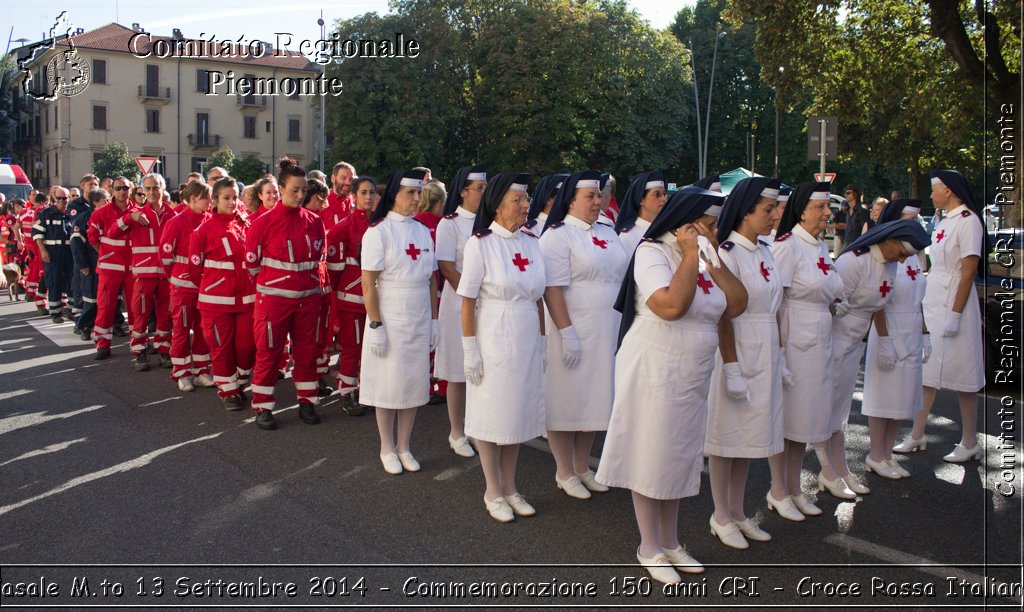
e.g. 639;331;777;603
0;163;33;201
979;228;1022;386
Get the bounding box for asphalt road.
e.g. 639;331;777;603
0;297;1021;609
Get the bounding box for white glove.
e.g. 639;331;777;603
779;347;795;386
942;311;961;337
877;336;896;372
697;235;721;268
724;362;750;402
832;300;851;318
430;319;439;352
462;336;483;386
921;333;932;363
367;323;387;357
541;335;549;373
559;325;581;369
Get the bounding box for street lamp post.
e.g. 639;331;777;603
317;12;326;172
686;43;702;180
774;66;784;177
702;31;726;178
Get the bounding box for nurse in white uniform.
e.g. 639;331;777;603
825;219;931;497
540;169;630;499
360;169;439;475
770;182;845;517
896;170;986;462
434;165;487;459
522;174;567;236
597;186;747;584
459;172;547;523
615;171;669;256
706;177;786;549
862;199;930;478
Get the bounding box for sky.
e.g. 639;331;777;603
3;1;690;53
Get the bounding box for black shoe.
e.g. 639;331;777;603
255;410;277;430
112;325;127;337
94;347;111;360
277;370;286;380
80;329;93;341
317;380;334;397
146;344;157;355
428;392;447;405
223;395;244;411
133;353;150;372
298;402;321;425
62;307;73;318
51;315;64;324
159;354;173;369
37;306;48;315
340;394;367;416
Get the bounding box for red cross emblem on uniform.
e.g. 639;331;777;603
592;236;608;249
405;243;421;260
817;257;831;275
512;253;530;272
697;272;713;294
879;280;891;297
935;230;945;243
759;261;771;281
907;266;918;280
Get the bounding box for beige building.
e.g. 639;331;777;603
12;23;320;187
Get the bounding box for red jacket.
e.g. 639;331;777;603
18;209;38;255
108;202;176;278
244;202;325;300
160;207;210;292
325;207;370;313
87;201;135;274
189;212;255;312
323;192;352;232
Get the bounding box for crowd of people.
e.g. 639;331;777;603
0;161;987;584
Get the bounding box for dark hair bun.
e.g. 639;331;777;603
279;157;298;172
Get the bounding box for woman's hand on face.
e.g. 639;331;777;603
691;219;719;251
676;224;698;257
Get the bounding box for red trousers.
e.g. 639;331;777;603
331;308;365;396
130;277;171;357
93;272;134;350
26;253;45;308
314;297;332;377
251;294;322;412
201;308;255;399
169;289;211;381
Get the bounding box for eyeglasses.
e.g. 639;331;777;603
843;191;853;195
113;186;129;191
55;197;69;201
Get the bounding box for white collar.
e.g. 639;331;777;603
456;206;476;219
490;221;515;238
636;218;651;230
794;223;820;245
947;204;968;217
728;230;757;252
869;244;886;263
386;210;410;222
659;231;680;254
537;211;548;222
564;214;593;230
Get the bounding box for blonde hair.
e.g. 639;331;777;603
418;181;447;214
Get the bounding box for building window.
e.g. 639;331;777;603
288;79;299;100
191;157;207;173
146;64;159;97
155;155;167;175
53;105;57;130
288;118;300;142
93;152;103;167
196;112;210;145
197;69;210;93
244;115;256;139
45;108;49;133
94;59;107;84
265;121;271;133
242;73;256;105
92;105;107;130
146;108;160;133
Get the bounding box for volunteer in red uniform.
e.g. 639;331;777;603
89;177;136;359
109;173;176;371
246;177;279;225
324;161;356;231
300;177;336;395
189;177;256;410
325;176;377;416
160;181;214;391
244;157;326;430
23;193;48;312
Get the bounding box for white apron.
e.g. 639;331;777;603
862;254;926;418
921;206;985;392
433;207;476;382
597;238;726;500
541;215;628;431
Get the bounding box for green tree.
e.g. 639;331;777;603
206;147;236;176
232;154;268;185
0;56;17;158
93;142;139;182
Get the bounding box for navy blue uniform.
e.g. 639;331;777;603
66;197;93;318
70;202;99;332
32;206;74;316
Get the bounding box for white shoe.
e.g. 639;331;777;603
636;548;681;584
790;493;822;516
504;493;536;517
709;516;749;549
817;473;856;499
944;443;982;463
887;458;911;478
865;455;901;479
766;492;805;521
893;434;926;453
398;452;420;472
194;373;215;388
484;496;514;523
735;518;771;542
663;546;705;574
555;474;591;499
576;470;609;493
448;435;476;458
842;473;871;494
380;453;403;475
177;377;195;392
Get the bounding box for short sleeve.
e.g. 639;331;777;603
717;246;739;278
634;243;674;302
770;240;796;288
457;237;484;299
834;251;863;298
435;218;457;262
360;225;386;272
955;215;983;259
539;229;571;287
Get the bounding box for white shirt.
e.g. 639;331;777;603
362;210;438;282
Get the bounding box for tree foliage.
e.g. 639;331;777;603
0;56;17;159
232;154;268;185
93;142;139;182
206;147;236;176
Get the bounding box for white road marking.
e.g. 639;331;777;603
139;396;183;407
0;348;96;376
26;318;86;347
0;337;31;347
0;438;87;467
0;389;33;402
824;533;989;586
0;405;103;435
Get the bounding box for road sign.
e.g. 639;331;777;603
135;157;159;174
807;116;837;161
814;172;837;183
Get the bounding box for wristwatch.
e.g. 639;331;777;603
369;321;383;329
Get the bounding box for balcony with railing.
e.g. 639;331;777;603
187;133;220;150
236;94;268;109
138;85;172;103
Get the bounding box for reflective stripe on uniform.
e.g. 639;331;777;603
204;260;235;270
260;257;317;271
335;291;365;304
258;285;320;299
